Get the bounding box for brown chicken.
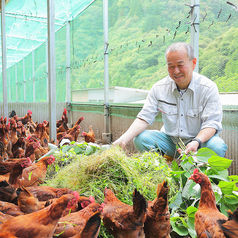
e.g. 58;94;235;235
0;157;31;175
11;137;26;158
68;116;84;138
102;188;148;238
0;123;9;149
34;145;50;160
46;194;96;217
189;168;228;238
26;121;36;134
25;135;50;159
27;185;74;201
17;155;55;187
57;131;67;145
17;185;40;214
25;140;41;162
17;110;33;125
0;157;32;188
0;180;18;203
144;180;170;238
218;207;238;238
53;202;103;238
31;123;49;147
0;193;79;238
39;122;50;147
58;125;81;145
0;201;24;216
8;120;18;148
16;121;25;137
56;108;68;128
63;194;96;216
82;125;96;143
57;121;68;133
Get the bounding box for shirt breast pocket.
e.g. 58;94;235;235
187;106;203;134
158;102;178;133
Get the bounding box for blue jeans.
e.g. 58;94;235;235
133;130;228;158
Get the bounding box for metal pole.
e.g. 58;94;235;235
102;0;111;144
8;73;11;102
47;0;57;142
1;0;8;118
66;21;72;125
23;58;26;102
190;0;199;73
32;50;35;102
15;64;18;101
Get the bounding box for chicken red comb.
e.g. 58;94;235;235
63;108;67;114
193;168;199;174
89;196;95;203
82;131;86;136
73;191;80;200
50;155;55;161
27;157;32;164
28;110;32;115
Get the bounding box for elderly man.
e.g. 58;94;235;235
113;42;227;158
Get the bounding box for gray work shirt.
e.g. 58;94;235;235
137;72;223;144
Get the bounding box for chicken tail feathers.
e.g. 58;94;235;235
217;207;238;238
152;180;169;212
80;211;101;238
157;180;169;199
133;189;148;219
0;180;17;203
16;185;32;196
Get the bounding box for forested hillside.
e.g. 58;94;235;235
69;0;238;93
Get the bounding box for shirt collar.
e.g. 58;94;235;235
171;72;196;93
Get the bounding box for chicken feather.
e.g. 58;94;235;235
102;188;147;238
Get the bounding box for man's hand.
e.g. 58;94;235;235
112;137;127;150
185;140;200;154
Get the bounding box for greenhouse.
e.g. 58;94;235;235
0;0;238;237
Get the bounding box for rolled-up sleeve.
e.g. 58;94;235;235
137;85;160;125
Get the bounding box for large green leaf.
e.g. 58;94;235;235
169;191;183;210
186;206;197;219
196;148;217;163
170;171;186;178
208;156;232;171
218;181;236;194
224;194;238;205
171;160;179;171
170;217;189;236
182;179;194;200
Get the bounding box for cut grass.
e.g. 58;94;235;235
44;146;178;204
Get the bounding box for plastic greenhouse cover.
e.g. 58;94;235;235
0;0;96;70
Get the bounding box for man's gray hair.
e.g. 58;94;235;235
165;42;195;61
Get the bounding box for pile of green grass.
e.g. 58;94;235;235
44;146;178;204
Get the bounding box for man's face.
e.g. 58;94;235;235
166;47;196;89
